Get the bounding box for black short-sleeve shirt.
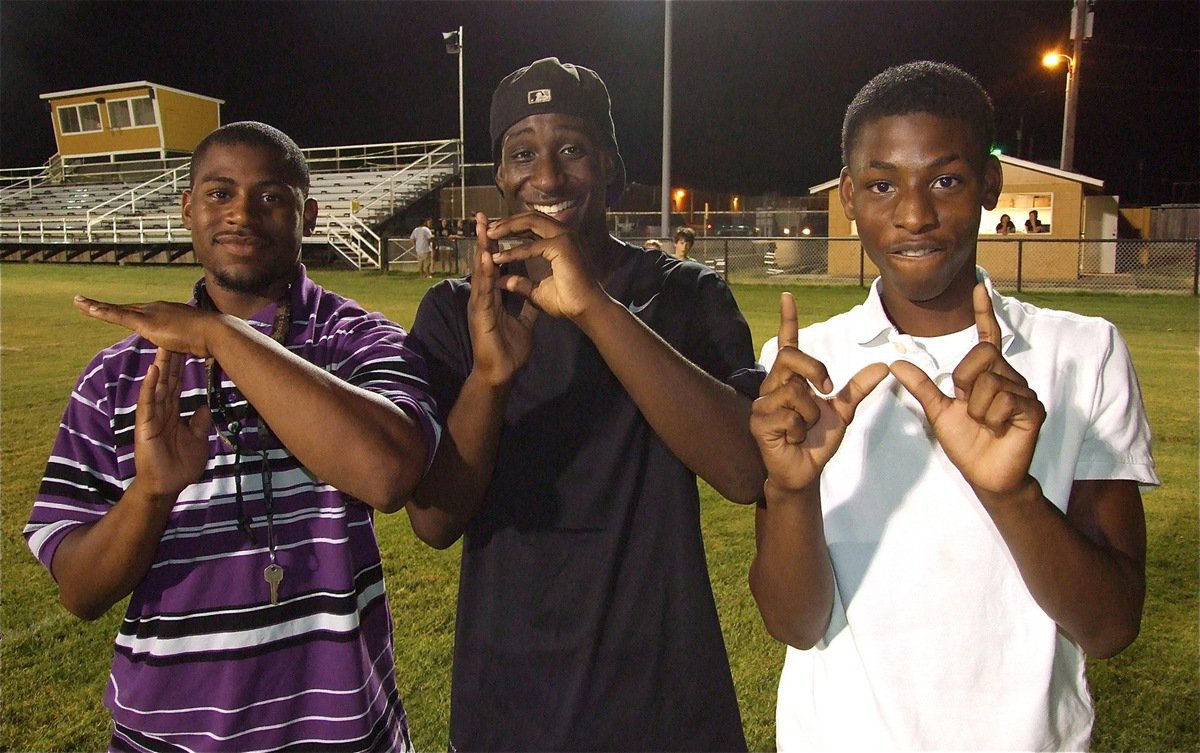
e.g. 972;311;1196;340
410;242;763;752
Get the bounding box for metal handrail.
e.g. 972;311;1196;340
86;165;189;237
0;166;52;203
1;213;184;244
353;143;459;218
322;215;383;269
302;139;455;165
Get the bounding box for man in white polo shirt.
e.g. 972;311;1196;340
750;61;1157;750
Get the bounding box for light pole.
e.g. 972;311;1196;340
660;0;673;238
444;26;466;222
1043;0;1086;172
1042;51;1078;171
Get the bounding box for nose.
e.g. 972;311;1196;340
529;154;566;196
224;192;255;225
892;187;938;234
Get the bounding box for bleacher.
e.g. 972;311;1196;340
0;139;460;269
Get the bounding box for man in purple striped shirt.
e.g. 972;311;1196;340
25;121;439;752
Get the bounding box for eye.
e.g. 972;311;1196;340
261;192;282;203
866;181;894;195
560;144;586;158
932;175;962;190
206;189;230;200
507;147;535;163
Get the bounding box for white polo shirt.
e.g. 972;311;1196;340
759;269;1158;751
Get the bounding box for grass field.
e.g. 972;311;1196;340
2;264;1196;752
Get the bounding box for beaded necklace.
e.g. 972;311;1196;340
198;281;291;604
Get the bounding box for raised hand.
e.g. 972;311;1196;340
134;347;213;501
467;212;539;386
751;292;889;494
890;284;1045;496
485;211;608;321
75;296;218;358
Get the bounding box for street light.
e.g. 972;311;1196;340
443;26;465;222
1043;50;1078;172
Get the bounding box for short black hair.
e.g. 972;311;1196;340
673;226;695;244
841;61;995;170
190;121;310;196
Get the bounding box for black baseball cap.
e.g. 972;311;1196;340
489;57;626;205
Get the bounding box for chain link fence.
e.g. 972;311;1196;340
385;234;1198;295
670;236;1200;295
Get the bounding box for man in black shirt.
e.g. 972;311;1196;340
406;57;765;751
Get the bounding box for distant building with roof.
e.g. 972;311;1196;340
40;81;223;170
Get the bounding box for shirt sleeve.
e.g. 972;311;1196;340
320;303;443;472
407;280;475;426
1075;322;1159;486
678;267;766;399
25;353;127;576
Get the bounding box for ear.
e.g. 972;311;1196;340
981;154;1003;211
302;197;319;236
837;167;856;221
601;148;615;182
182;190;193;229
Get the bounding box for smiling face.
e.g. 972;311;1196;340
840;112;1001;336
183;142;317;316
495;113;614;236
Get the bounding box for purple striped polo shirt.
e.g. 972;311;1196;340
25;267;439;753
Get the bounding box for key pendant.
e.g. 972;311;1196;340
264;563;284;605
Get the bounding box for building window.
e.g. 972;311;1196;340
132;97;155;125
984;194;1054;235
58;103;102;134
107;97;156;129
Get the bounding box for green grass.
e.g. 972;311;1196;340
2;264;1196;752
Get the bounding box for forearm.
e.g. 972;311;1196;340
750;480;835;649
51;478;175;620
207;316;429;511
574;297;766;503
408;372;511;548
977;477;1145;657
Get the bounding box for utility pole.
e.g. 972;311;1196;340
660;0;672;238
443;26;466;222
1061;0;1089;171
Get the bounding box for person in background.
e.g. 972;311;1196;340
995;212;1016;235
435;218;455;274
673;225;696;260
411;217;435;278
1025;208;1048;233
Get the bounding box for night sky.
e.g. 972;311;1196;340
2;1;1197;205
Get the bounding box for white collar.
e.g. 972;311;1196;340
849;267;1018;354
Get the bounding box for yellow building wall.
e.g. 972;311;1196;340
824;189;860;276
976;239;1081;281
1119;206;1151;239
49;85;161;157
157;89;220;153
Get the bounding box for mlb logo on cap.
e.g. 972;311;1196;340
528;89;552;104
